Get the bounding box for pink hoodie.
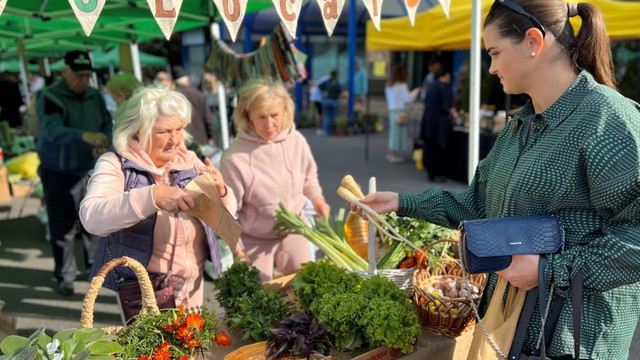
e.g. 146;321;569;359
220;127;323;242
80;140;237;307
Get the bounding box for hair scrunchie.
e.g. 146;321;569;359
567;2;578;17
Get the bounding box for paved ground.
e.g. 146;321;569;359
1;114;639;358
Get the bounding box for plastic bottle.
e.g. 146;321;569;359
344;211;369;259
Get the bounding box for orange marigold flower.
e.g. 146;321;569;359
184;313;204;330
151;343;171;360
138;355;151;360
178;303;186;316
185;339;201;349
179;356;189;360
163;323;176;332
177;325;192;341
215;332;231;347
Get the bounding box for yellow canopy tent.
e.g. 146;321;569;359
366;0;640;51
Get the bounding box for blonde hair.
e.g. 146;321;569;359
234;78;294;133
113;86;192;151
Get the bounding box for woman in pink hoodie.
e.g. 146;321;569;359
80;87;237;317
221;78;330;281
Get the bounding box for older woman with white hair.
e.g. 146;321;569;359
80;86;236;319
220;78;330;281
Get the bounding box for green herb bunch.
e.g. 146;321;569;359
0;327;122;360
292;259;363;309
225;288;289;341
212;259;262;316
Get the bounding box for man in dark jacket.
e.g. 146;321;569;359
172;66;216;145
36;50;112;296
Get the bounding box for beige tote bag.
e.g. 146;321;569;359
466;277;527;360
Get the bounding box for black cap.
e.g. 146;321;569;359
172;65;187;80
64;50;94;73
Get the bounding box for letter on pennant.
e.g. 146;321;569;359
317;0;345;37
404;0;419;26
212;0;248;42
362;0;384;31
67;0;106;36
272;0;303;39
147;0;183;40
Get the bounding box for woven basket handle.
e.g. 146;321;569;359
417;238;459;270
81;256;160;329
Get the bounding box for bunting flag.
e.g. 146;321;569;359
316;0;345;37
67;0;107;36
212;0;248;42
437;0;451;18
147;0;183;40
0;0;6;18
272;0;304;39
403;0;419;26
362;0;384;31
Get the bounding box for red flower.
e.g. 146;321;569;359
185;339;201;349
176;325;193;341
152;342;172;360
184;313;204;331
214;332;231;347
138;356;151;360
179;356;189;360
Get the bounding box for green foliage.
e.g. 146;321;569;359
292;259;364;309
358;275;408;304
309;293;367;351
213;258;262;316
226;288;289;342
0;327;121;360
361;298;420;353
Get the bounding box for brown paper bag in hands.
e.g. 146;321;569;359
184;173;242;250
467;277;527;360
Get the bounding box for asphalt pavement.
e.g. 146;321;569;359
1;115;639;358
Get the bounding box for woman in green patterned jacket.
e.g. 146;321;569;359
356;1;640;359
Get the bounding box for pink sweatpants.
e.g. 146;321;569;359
242;233;311;281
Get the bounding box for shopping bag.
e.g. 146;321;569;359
466;277;527;360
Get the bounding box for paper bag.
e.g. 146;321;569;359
184;173;242;251
467;277;527;360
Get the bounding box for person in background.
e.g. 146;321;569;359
0;71;25;128
353;61;369;110
419;57;443;101
80;86;237;313
384;65;421;163
318;70;342;136
355;1;640;358
309;74;330;135
36;50;112;296
154;71;174;89
201;72;224;147
172;66;216;146
420;69;458;182
220;78;330;281
106;73;142;108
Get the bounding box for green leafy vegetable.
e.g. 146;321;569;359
213;259;262;316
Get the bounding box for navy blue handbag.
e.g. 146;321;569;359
459;215;564;274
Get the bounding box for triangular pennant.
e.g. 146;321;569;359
438;0;451;19
361;0;384;31
0;0;6;18
403;0;419;26
272;0;303;39
67;0;107;36
211;0;248;42
316;0;345;37
147;0;183;40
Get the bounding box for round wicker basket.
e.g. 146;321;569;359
354;267;415;296
412;239;487;337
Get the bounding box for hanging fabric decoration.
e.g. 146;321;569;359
316;0;345;37
403;0;419;26
147;0;183;40
212;0;248;42
437;0;451;18
0;0;6;18
205;24;307;89
272;0;303;39
67;0;107;36
362;0;384;31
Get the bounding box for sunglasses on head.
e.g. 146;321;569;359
493;0;546;38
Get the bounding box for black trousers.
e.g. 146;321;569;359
39;167;97;283
422;138;446;180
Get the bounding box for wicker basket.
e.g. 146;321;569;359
80;256;159;334
412;239;487;337
354;268;415;296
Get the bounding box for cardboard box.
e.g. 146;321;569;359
0;166;11;204
10;181;33;197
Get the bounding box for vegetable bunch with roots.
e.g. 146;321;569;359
337;175;426;258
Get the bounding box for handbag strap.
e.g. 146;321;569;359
572;270;583;359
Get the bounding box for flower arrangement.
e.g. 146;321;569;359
116;305;231;360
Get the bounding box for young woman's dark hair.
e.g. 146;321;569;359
484;0;615;89
387;65;407;86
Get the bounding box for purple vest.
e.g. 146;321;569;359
90;155;222;290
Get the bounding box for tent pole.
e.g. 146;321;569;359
347;0;357;117
130;42;142;82
468;0;482;184
211;22;230;150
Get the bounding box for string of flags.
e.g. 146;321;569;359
205;24;308;88
0;0;452;42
